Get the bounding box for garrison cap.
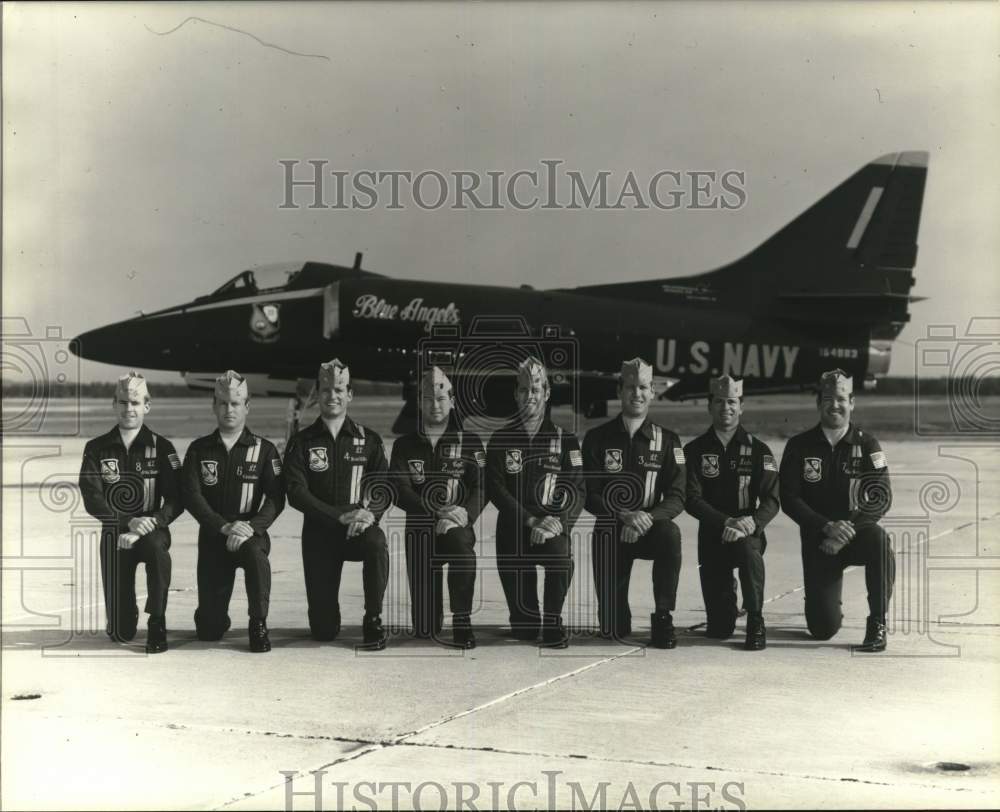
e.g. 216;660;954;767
214;370;249;401
115;371;149;401
620;357;653;385
318;359;350;389
517;357;548;388
819;369;853;396
709;374;743;399
420;366;452;396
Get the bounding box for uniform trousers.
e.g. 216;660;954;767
301;524;389;640
100;526;172;640
194;532;271;640
801;523;895;640
496;519;574;630
592;519;681;635
404;524;477;637
698;535;765;637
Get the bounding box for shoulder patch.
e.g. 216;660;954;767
271;458;283;476
569;449;583;467
870;451;887;470
763;454;777;472
167;452;181;470
473;450;486;468
673;447;686;465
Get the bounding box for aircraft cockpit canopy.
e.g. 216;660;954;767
206;262;306;300
197;258;385;302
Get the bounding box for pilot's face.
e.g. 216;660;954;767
320;382;352;420
421;388;452;429
214;395;249;433
819;393;854;429
709;396;742;432
114;395;150;430
620;376;653;419
516;380;549;423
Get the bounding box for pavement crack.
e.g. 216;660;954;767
392;647;642;743
211;650;641;808
144;16;331;62
389;740;980;793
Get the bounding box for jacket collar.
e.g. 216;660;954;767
616;413;658;441
307;414;364;440
810;422;860;446
105;423;156;448
418;413;463;442
701;423;751;448
210;426;255;447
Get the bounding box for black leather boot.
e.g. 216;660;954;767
857;616;887;653
744;614;766;651
362;615;387;651
650;612;677;649
249;618;271;653
146;615;168;654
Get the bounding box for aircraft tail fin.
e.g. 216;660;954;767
569;151;928;338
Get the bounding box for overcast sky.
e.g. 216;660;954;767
4;1;998;384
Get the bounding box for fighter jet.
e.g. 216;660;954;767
72;151;928;433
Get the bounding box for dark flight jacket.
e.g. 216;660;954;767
684;424;780;546
284;416;389;535
389;417;487;526
181;427;285;538
79;424;183;532
779;423;892;542
582;415;686;523
486;416;585;534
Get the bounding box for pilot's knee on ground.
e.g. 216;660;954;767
308;610;341;641
805;604;842;641
194;609;231;641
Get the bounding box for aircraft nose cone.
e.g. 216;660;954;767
72;324;125;363
73;321;170;368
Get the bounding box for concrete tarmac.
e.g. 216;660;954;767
3;405;999;809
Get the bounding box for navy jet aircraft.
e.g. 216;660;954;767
72;151;928;433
